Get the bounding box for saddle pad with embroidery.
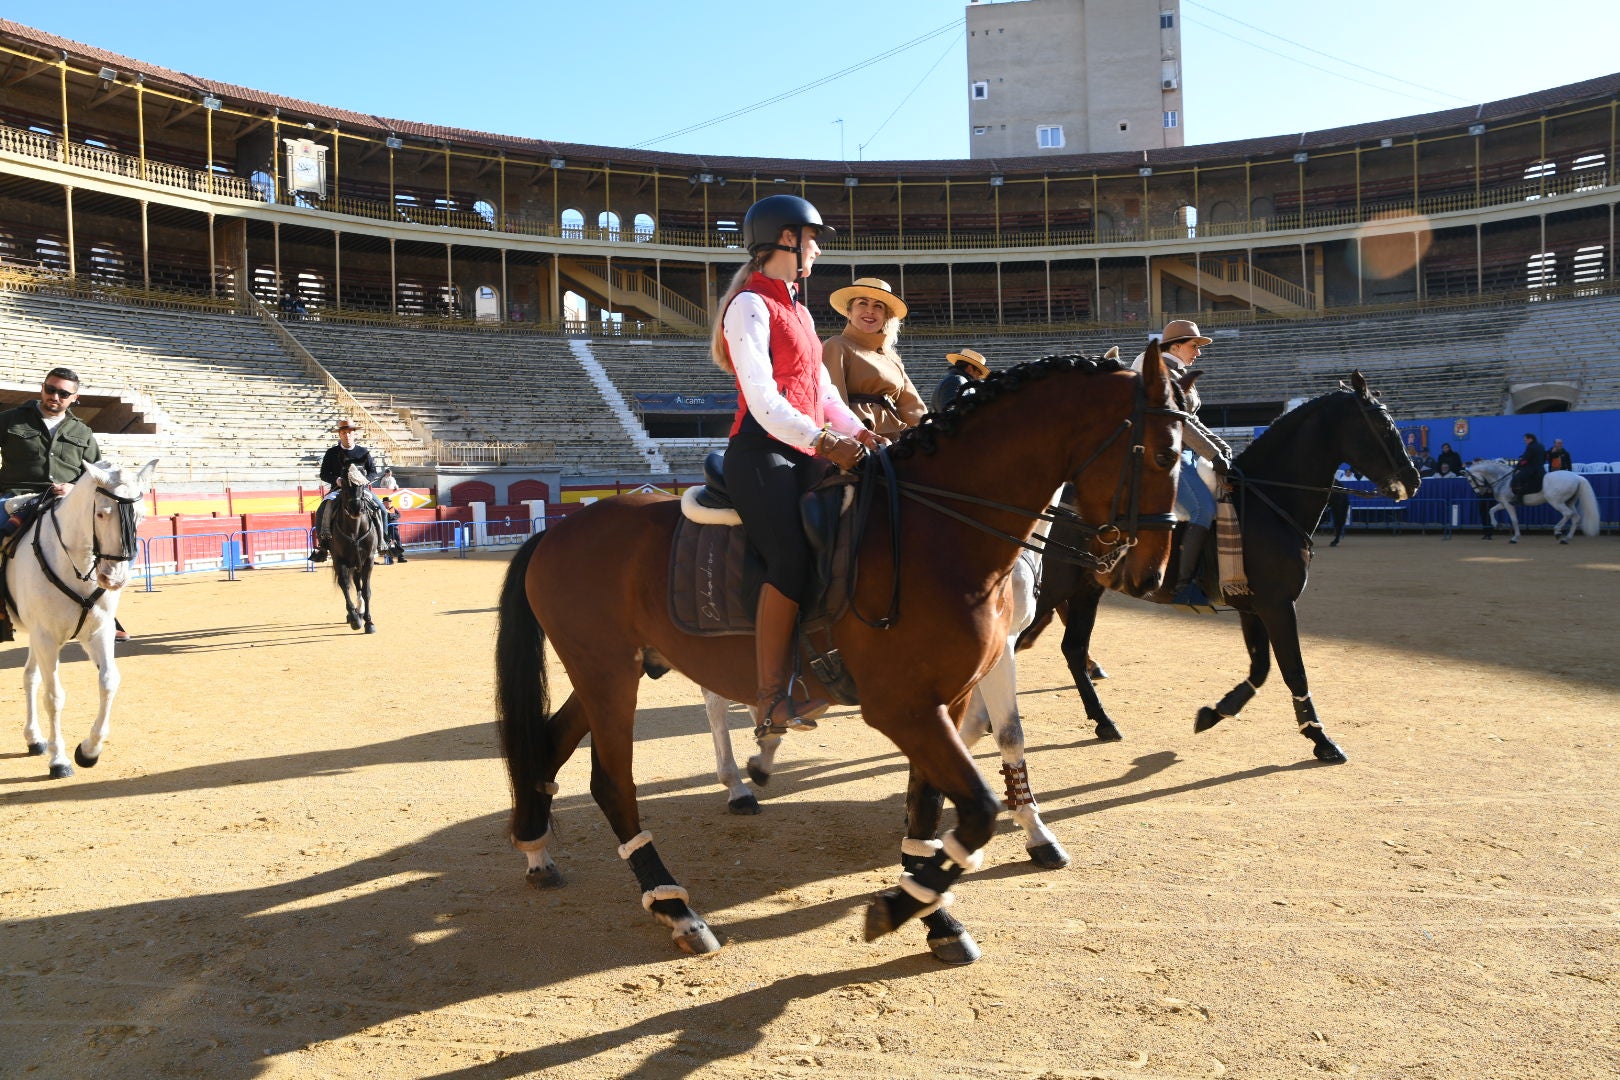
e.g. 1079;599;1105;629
668;510;856;637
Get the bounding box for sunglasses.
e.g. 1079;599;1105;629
42;385;76;398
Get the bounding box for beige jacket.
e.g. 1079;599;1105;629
821;328;927;437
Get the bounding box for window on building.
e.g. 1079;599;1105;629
1573;245;1604;294
599;210;621;240
1523;160;1555;200
1037;125;1065;149
250;170;275;202
633;213;655;242
561;208;585;238
1526;251;1556;293
1164;111;1180;129
973;126;988;136
971;81;989;100
474;200;496;227
1160;11;1174;28
1572;152;1606;192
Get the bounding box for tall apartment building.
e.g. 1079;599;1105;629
966;0;1185;158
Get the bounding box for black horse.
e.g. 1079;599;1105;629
1021;372;1421;763
328;463;380;633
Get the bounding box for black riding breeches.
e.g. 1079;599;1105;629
724;428;821;606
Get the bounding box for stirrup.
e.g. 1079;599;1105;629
1173;583;1218;614
753;691;818;740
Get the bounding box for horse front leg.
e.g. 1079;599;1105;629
971;641;1068;870
75;617;122;769
335;564;361;630
897;764;981;965
865;703;1000;954
1196;610;1270;733
701;689;758;814
1258;600;1346;763
587;679;719;956
1062;590;1120;740
358;566;375;634
1503;503;1522;544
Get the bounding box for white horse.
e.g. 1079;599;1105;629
1466;459;1601;544
7;460;156;779
701;537;1072;869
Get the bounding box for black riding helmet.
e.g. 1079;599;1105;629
742;194;833;254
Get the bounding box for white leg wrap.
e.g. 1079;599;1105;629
617;830;654;860
898;874;953;918
940;830;985;874
641;883;690;911
539;781;559;795
512;827;553;853
900;837;943;858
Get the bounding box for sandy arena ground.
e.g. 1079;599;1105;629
2;532;1618;1080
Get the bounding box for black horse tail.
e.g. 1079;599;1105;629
495;530;553;842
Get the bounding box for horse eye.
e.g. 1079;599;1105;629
1155;450;1178;468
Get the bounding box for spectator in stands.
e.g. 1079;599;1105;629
1133;320;1232;612
309;419;382;563
1510;432;1546;503
821;277;925;438
931;348;990;413
1435;442;1464;477
1547;438;1572;472
374;466;400;491
712;194;879;739
380;497;407;564
1411;449;1437;477
0;368;128;642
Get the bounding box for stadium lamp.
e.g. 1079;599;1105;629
1468;123;1486;136
1379;138;1394;148
844;176;859;187
385;136;403;150
202;95;222;111
1138;167;1153;177
549;157;566;169
1293;152;1309;164
989;174;1004;186
98;67;118;82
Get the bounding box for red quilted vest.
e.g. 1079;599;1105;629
726;272;825;439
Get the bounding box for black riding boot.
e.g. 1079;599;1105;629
753;584;827;739
1172;524;1217;612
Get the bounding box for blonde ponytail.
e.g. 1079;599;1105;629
710;258;763;374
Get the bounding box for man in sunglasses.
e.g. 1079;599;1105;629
0;369;111;641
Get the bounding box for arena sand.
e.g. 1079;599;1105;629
3;534;1617;1079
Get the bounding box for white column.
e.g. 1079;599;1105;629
522;499;547;533
470;501;489;547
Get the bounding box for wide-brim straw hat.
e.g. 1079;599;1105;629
1159;319;1213;347
829;276;908;321
946;348;990;378
335;419;361;433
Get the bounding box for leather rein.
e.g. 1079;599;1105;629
33;484;142;638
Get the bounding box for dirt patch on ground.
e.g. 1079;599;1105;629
4;535;1618;1079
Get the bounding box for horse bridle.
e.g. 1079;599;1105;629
36;483;142;638
850;376;1190;629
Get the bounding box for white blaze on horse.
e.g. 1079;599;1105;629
1466;459;1600;544
7;459;156;779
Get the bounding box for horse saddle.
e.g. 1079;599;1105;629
669;452;860;704
1510;468;1543;498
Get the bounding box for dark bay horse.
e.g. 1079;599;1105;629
495;347;1188;959
1024;372;1421;764
328;462;380;633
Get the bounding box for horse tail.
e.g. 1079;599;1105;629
495;530;553;839
1576;476;1601;536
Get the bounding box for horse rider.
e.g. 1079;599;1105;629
1510;432;1546;504
712;194;882;738
309;419;382;563
1133;320;1233;612
931;348;990;414
821;277;926;438
0;368;120;643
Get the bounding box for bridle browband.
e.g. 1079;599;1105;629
34;482;142;638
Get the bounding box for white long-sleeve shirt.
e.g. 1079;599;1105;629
724;290;864;449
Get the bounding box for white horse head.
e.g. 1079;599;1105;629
84;458;157;591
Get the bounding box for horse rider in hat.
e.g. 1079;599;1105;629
310;419;383;563
932;348;991;414
1133;320;1233;612
822;277;926;438
711;194;883;739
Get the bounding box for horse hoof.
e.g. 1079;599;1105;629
1508;538;1518;544
525;866;565;890
73;746;100;769
364;624;377;634
26;741;45;756
927;931;981;966
1311;736;1348;763
48;762;74;779
746;761;772;787
1027;842;1071;870
347;615;362;630
1087;664;1109;682
727;794;761;815
1194;707;1224;733
1094;720;1123;741
673;922;722;955
864;893;901;941
1559;538;1569;545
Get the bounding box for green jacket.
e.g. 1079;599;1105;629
0;403;102;496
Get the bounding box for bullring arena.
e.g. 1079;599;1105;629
1;14;1619;1080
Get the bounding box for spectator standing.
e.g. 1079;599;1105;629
380;497;407;564
931;348;990;414
1546;439;1572;471
1435;443;1464;477
820;277;926;438
374;466;400;491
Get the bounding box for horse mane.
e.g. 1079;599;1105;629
1236;388;1363;469
888;353;1132;461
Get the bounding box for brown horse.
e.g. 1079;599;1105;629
494;345;1187;960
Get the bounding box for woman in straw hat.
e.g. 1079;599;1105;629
711;195;884;738
1134;319;1231;611
821;277;926;439
931;348;991;414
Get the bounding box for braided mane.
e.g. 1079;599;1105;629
888;353;1132;461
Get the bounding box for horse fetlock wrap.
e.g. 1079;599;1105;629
1214;679;1258;719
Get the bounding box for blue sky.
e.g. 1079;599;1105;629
4;1;1614;161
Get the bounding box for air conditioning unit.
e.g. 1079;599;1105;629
1161;77;1178;90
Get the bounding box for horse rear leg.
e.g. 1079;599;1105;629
513;691;593;889
30;641;73;779
22;650;45;757
358;566;375;633
1062;589;1121;740
1196;610;1270;733
1254;601;1346;764
702;689;759;814
74;621;121;769
586;674;720;955
969;641;1068;870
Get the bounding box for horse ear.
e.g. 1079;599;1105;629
1182;370;1204;390
1351;370;1369;397
83;460;111;483
138;459;159;489
1141;338;1169;403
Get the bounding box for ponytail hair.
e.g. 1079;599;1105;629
710;257;765;374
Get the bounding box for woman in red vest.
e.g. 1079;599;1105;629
711;195;881;737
